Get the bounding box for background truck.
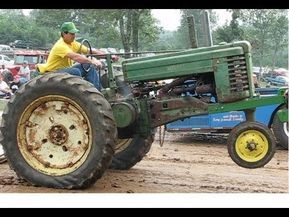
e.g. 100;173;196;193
166;87;288;149
1;50;49;91
0;39;287;190
6;50;48;77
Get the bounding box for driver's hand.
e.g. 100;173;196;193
91;58;103;69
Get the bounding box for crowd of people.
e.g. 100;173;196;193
0;60;31;99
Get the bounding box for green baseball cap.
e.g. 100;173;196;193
60;22;79;33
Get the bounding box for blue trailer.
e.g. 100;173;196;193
166;88;288;149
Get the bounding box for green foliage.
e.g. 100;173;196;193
32;9;76;29
213;9;244;43
0;9;59;49
71;9;121;48
0;9;287;71
213;9;288;69
138;11;163;51
141;30;179;51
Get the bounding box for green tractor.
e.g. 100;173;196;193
0;40;287;189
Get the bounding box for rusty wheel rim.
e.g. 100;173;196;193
17;95;92;176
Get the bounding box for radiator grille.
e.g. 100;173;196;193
227;55;249;93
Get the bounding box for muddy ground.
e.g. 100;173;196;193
0;132;288;194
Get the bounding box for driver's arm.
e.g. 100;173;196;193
91;48;106;58
78;44;105;57
66;52;102;67
91;48;118;62
92;48;105;55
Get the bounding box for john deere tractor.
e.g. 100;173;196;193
0;40;287;189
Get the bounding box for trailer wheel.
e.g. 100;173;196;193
110;130;156;170
272;106;288;149
0;73;117;189
228;121;276;168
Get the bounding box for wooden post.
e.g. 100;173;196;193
187;16;198;48
201;10;213;47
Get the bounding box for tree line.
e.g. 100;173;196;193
0;9;287;69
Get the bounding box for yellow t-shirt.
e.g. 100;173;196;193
37;38;88;73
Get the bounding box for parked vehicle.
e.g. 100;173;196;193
1;50;49;92
269;76;289;87
0;44;14;58
6;50;49;78
9;40;35;49
269;68;289;77
166;87;288;149
0;54;14;65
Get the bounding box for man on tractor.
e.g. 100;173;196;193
36;22;106;90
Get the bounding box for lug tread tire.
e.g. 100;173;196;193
227;121;276;169
0;73;117;189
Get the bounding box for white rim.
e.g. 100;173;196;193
17;96;92;176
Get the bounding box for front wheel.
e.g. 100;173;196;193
0;73;117;189
227;121;276;168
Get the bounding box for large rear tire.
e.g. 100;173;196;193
272;105;288;149
0;73;117;189
228;121;276;168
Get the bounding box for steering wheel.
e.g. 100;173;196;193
79;39;93;73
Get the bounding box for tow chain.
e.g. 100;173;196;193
158;125;166;147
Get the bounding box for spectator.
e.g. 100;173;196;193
0;64;10;74
0;64;20;93
18;60;30;85
0;64;13;83
0;73;13;99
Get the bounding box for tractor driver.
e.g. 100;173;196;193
36;22;106;90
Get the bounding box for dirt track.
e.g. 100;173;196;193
0;132;288;193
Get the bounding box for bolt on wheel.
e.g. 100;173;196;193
17;95;92;176
235;130;268;162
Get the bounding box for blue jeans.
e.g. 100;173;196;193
19;77;29;85
58;64;102;90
